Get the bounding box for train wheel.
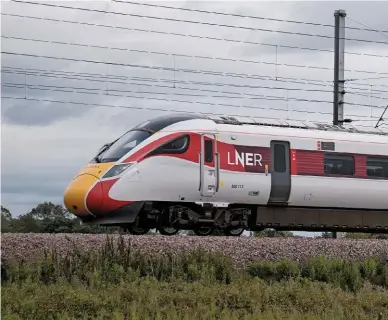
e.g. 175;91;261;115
124;215;151;235
156;211;180;236
224;228;244;237
158;226;180;236
193;227;214;236
126;225;150;235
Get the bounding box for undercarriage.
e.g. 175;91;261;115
86;200;388;236
120;201;251;236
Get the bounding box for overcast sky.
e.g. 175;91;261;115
1;0;388;230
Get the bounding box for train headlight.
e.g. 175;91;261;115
102;163;132;179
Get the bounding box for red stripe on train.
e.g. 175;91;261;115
86;178;133;215
138;132;271;173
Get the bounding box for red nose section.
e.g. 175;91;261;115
85;181;103;214
85;178;134;215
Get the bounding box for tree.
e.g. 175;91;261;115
1;206;12;220
11;212;43;233
1;205;13;232
27;201;71;220
2;202;118;234
14;202;74;233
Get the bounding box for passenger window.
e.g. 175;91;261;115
366;157;388;178
274;144;286;172
204;140;213;162
324;154;354;175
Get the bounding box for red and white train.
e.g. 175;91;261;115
64;114;388;236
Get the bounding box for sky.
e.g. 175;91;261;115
1;0;388;236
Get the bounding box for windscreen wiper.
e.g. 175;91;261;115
93;142;113;163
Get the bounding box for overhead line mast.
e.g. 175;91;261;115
333;9;347;126
333;9;347;240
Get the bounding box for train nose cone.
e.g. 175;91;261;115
64;174;102;216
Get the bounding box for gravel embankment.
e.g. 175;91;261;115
1;233;388;267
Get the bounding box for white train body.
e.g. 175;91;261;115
64;114;388;235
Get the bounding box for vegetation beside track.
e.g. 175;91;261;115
2;235;388;320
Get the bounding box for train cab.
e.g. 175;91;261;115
63;113;205;221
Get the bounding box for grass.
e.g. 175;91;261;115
248;256;388;292
2;235;388;320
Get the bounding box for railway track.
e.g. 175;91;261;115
2;233;388;267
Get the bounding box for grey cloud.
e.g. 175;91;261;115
2;181;66;199
1;98;92;126
1;193;65;216
250;1;388;53
3;0;386;122
2;0;386;124
1;63;96;126
1;168;74;215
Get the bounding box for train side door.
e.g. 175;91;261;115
199;133;220;197
268;140;291;205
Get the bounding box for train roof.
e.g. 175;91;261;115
203;115;388;137
135;113;388;137
132;113;203;132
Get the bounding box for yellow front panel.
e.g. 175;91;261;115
75;162;114;179
64;162;114;215
63;174;99;215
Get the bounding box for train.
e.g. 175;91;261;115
63;113;388;236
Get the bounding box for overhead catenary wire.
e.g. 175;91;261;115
1;93;380;122
3;67;338;94
1;82;336;111
346;16;388;40
2;1;386;129
3;35;388;77
4;51;388;92
0;35;333;73
113;0;388;34
3;66;387;101
347;81;388;90
9;0;388;45
3;66;338;92
347;75;388;82
3;14;388;62
0;95;335;125
3;82;385;114
115;0;338;28
0;51;334;84
5;66;387;96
